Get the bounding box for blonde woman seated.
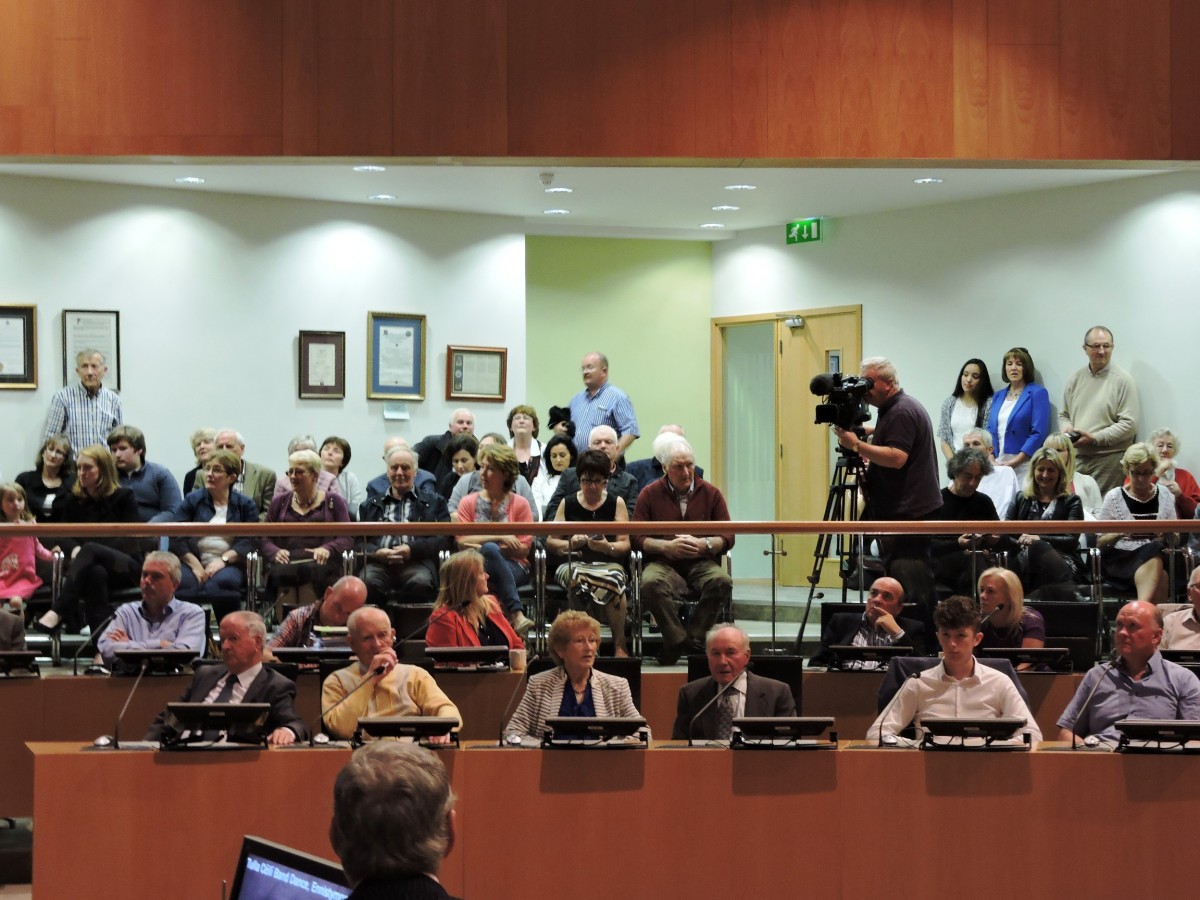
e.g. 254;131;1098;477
545;449;631;657
503;610;645;747
1004;448;1084;597
1099;443;1176;604
1043;433;1103;520
424;550;525;650
977;567;1046;671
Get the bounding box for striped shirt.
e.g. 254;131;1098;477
43;382;123;451
568;382;639;453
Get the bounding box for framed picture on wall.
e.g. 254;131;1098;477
62;309;121;390
446;345;507;403
298;330;346;399
367;312;425;400
0;304;37;390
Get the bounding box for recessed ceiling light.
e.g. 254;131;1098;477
545;186;573;194
369;193;397;201
913;177;944;184
724;184;756;191
353;165;387;173
174;176;205;185
700;223;725;229
712;205;739;212
543;209;570;215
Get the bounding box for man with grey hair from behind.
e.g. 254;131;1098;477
330;742;460;900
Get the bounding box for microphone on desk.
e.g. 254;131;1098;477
308;663;388;747
92;658;149;750
978;603;1005;629
72;610;119;676
1070;650;1119;751
875;670;922;748
687;677;738;747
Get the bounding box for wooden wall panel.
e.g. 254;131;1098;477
689;0;735;158
49;0;284;155
312;0;393;156
393;0;507;157
1060;0;1171;160
0;0;56;153
988;44;1059;158
1170;0;1200;159
729;0;768;157
988;0;1058;45
281;0;320;155
763;0;840;157
951;0;988;158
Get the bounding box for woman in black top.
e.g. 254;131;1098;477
1005;447;1084;597
931;448;999;593
15;435;76;523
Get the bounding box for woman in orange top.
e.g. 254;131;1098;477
425;549;524;650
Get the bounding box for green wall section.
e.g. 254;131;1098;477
525;236;713;476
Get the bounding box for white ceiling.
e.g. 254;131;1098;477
0;159;1180;240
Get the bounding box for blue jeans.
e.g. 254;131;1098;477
478;542;529;615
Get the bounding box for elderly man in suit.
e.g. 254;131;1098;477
807;576;926;669
673;624;796;741
145;610;307;745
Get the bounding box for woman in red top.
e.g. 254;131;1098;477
425;549;523;650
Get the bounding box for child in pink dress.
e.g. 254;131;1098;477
0;482;54;614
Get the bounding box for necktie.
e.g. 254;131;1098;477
202;675;238;741
717;687;736;741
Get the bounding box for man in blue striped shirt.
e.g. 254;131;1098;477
42;348;123;452
567;352;639;458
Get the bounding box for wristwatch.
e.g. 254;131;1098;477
705;537;714;553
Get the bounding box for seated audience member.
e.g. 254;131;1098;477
546;449;632;657
321;436;366;521
168;449;259;620
807;576;926;668
1098;443;1176;605
961;428;1019;521
626;425;706;496
330;742;460;900
508;404;543;484
1147;428;1200;519
453;444;534;637
930;448;999;594
867;595;1042;746
1004;447;1085;597
1162;566;1200;650
97;551;207;672
263;449;352;604
272;435;342;502
437;433;478;502
180;427;216;495
108;425;182;522
529;434;576;520
1043;433;1104;520
35;444;147;636
673;624;797;741
977;567;1046;670
365;436;438;501
986;346;1049;482
415;408;476;488
15;435;75;523
424;550;524;650
937;358;994;460
503;610;645;747
145;610;307;746
214;429;276;522
322;606;461;742
633;439;734;665
543;425;639;522
1058;600;1200;744
0;482;54;616
265;575;367;655
359;446;452;606
447;433;540;521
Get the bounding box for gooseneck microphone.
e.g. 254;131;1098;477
110;659;150;750
978;603;1005;629
1070;651;1119;751
72;610;119;676
875;670;921;748
309;662;387;746
497;666;532;746
687;678;738;747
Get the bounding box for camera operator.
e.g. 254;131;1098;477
832;357;942;612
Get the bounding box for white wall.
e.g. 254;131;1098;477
714;170;1200;471
0;174;526;484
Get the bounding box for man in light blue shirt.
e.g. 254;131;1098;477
97;551;206;671
568;352;639;457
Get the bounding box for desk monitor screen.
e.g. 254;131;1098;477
270;648;353;666
544;716;647;740
1161;650;1200;666
229;835;349;900
1114;719;1200;744
356;716;459;740
425;646;509;668
164;702;270;744
828;645;913;667
733;717;833;739
977;647;1071;669
113;648;199;674
921;717;1025;740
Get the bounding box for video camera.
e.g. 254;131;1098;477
809;372;873;432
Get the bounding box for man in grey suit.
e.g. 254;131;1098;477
215;429;276;521
672;624;796;741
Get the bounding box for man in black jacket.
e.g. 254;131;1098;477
807;576;926;669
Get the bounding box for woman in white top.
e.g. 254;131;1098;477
507;404;543;485
530;434;577;520
1043;433;1104;520
320;436;366;520
937;358;994;460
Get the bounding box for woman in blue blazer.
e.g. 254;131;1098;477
987;347;1049;482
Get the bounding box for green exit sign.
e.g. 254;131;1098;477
786;217;824;245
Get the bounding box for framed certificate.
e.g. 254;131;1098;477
446;345;507;403
0;304;37;390
298;331;346;399
62;309;120;390
367;312;425;400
